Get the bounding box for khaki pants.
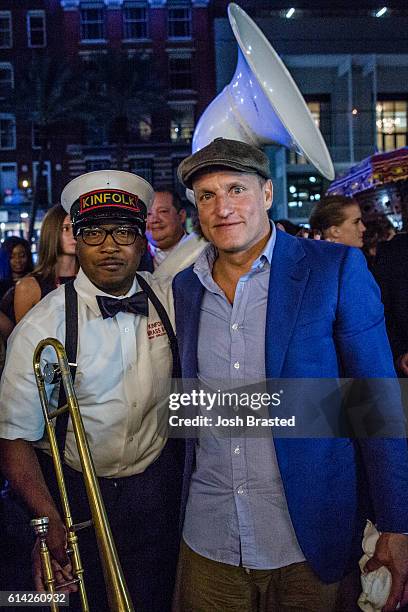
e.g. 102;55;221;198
174;540;339;612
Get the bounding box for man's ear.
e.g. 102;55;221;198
264;179;273;211
179;209;187;224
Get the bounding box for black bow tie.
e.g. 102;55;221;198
96;292;149;319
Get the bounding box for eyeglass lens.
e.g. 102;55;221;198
80;227;138;245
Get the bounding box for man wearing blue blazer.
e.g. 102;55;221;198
172;138;408;612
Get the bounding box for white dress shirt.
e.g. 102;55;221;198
0;268;175;477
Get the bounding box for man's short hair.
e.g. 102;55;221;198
154;188;184;213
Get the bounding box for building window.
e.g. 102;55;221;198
32;124;41;149
168;7;191;39
86;121;108;146
0;163;17;207
81;7;105;41
286;174;324;221
0;114;16;150
288;98;331;165
376;99;407;151
32;161;52;208
169;56;193;90
27;11;46;48
0;12;12;49
86;158;111;171
0;63;13;98
129;158;153;184
139;115;152;141
170;105;194;143
123;4;148;40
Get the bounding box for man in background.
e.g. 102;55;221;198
147;190;190;269
374;232;408;376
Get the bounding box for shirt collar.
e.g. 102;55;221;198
193;221;276;281
148;232;187;257
74;268;138;317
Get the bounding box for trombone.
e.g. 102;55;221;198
32;337;134;611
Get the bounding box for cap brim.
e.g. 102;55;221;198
181;161;258;189
73;211;145;234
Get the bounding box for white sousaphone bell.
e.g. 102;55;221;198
190;2;334;199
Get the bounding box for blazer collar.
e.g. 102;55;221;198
265;231;310;378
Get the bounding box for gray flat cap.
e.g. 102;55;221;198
178;138;271;189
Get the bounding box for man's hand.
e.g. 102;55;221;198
396;353;408;376
32;516;78;594
364;532;408;611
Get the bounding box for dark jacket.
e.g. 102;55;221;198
373;233;408;363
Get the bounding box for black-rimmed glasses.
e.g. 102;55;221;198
77;226;140;246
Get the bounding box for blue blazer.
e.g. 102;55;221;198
173;229;408;583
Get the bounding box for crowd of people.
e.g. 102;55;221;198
0;140;407;612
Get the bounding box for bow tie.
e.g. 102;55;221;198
96;292;149;319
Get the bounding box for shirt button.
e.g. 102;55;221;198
234;361;240;369
237;486;244;495
124;327;129;333
232;323;239;331
128;436;134;442
234;446;240;455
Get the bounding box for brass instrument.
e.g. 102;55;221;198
32;337;134;611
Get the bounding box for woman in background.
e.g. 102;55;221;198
14;204;78;323
309;195;366;248
0;238;33;369
0;237;33;301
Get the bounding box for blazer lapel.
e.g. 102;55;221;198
265;231;310;378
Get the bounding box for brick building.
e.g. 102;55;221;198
0;0;215;233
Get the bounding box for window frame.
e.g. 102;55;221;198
0;114;16;151
287;97;331;166
123;3;149;41
169;103;195;143
167;6;192;40
0;63;14;98
0;11;12;49
376;97;408;152
32;123;41;150
168;54;194;91
0;162;18;207
80;6;106;42
32;160;52;206
27;10;47;48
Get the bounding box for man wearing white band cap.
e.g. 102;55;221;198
0;170;204;610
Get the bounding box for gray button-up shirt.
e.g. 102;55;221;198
183;224;305;569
